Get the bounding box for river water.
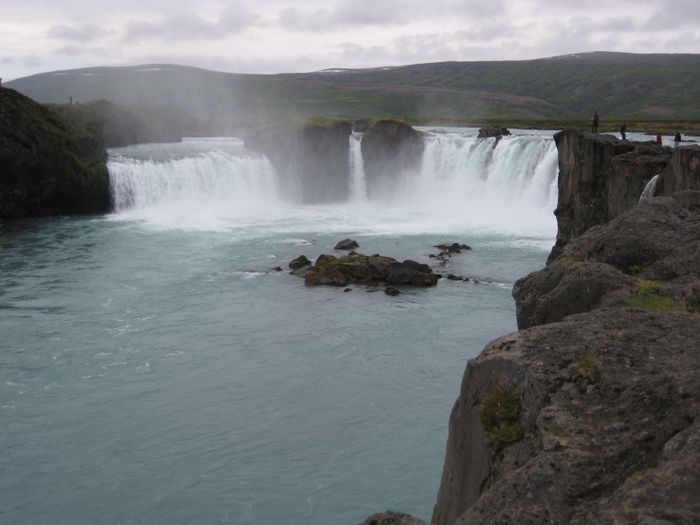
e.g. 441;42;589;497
1;128;558;524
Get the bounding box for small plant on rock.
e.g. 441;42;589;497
571;351;602;384
625;279;685;312
480;387;524;444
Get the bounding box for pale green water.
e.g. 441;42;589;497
1;132;557;524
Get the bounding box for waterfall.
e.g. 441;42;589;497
349;132;367;201
106;132;559;233
108;141;278;229
639;174;661;202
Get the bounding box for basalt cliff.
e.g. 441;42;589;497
361;132;700;525
0;87;110;217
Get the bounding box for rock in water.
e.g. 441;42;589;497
358;511;427;525
292;252;439;288
288;255;311;270
334;238;359;250
0;87;110;217
361;119;424;198
477;127;511;138
244;119;352;204
384;287;401;296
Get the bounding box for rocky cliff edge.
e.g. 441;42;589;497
0;87;110;217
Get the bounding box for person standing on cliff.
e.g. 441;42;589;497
620;124;627;140
592;111;600;133
675;131;682;146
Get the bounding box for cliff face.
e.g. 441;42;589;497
433;191;700;525
244;119;352;204
430;130;700;525
360;119;424;198
550;130;672;261
0;88;110;217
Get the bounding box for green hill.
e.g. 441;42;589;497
6;52;700;121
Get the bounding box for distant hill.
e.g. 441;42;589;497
6;52;700;121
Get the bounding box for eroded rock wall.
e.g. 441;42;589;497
550;130;672;261
360;119;424;198
244;119;352;203
0;87;110;217
433;191;700;525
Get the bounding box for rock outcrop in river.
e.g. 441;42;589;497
0;87;110;217
360;119;424;198
244;119;352;203
428;132;700;525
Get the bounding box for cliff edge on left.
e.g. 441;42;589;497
0;87;110;217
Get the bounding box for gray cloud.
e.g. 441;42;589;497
277;0;507;32
644;0;700;30
48;24;111;42
124;3;259;42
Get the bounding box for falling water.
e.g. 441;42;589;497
639;174;661;202
349;132;367;201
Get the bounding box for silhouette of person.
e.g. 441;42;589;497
674;131;682;146
656;133;663;145
620;124;627;141
592;112;599;133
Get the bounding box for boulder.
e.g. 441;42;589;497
0;87;110;217
384;287;401;296
335;238;359;250
434;243;472;255
288;255;311;270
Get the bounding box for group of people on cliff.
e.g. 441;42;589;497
591;111;683;146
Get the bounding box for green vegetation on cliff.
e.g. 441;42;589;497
0;87;110;217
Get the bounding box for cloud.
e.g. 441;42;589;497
124;2;259;42
277;0;507;32
644;0;700;30
48;24;111;42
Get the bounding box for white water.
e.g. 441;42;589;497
107;129;559;238
639;174;661;202
349;132;367;201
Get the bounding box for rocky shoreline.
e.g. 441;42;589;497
362;132;700;525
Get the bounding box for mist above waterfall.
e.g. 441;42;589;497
107;128;559;237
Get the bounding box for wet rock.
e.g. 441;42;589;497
361;119;424;198
434;243;472;255
272;266;283;272
477;127;511;139
358;511;427;525
343;288;352;293
293;252;439;288
384;287;401;296
335;238;359;250
289;255;311;270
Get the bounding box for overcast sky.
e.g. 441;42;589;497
1;0;699;80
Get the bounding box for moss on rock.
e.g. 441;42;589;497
480;387;524;445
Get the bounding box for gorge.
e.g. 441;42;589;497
2;87;700;525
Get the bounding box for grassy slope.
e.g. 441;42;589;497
6;53;700;122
